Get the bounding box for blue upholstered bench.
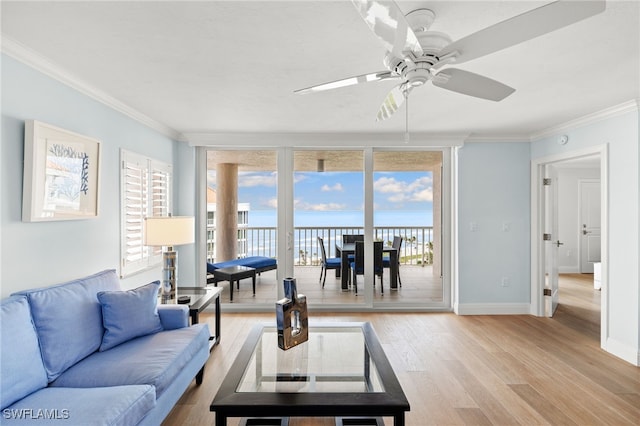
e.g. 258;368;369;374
206;256;277;285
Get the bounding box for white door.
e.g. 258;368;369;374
543;166;560;317
580;180;601;273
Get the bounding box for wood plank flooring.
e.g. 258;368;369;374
163;274;639;425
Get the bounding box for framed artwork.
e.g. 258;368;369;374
22;120;101;222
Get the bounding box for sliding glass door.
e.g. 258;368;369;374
205;150;278;305
372;150;444;308
202;146;451;311
292;150;365;306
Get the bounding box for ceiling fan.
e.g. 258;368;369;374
294;0;606;122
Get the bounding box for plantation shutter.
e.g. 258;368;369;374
120;150;172;277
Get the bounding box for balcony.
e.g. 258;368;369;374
206;225;442;305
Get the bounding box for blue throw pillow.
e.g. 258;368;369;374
97;281;163;351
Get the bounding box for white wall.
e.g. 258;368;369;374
531;106;640;365
556;167;600;273
457;142;531;314
1;55;180;296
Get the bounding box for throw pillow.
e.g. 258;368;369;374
97;281;163;351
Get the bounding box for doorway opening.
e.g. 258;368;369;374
532;146;607;348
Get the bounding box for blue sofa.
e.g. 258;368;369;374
0;269;210;425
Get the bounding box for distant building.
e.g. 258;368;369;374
206;187;250;262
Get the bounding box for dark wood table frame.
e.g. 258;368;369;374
336;243;399;291
210;322;410;426
164;286;223;349
211;265;257;302
163;286;223;385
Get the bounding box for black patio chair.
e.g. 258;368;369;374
318;237;341;287
383;236;403;287
349;241;384;294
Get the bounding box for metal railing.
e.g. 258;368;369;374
207;226;433;266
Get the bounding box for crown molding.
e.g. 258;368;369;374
464;134;531;143
1;36;183;142
183;132;469;147
530;99;639;141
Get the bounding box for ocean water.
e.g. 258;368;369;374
248;209;433;227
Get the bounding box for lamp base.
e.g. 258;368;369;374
161;249;178;303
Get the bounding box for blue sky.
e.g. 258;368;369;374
208;170;433;212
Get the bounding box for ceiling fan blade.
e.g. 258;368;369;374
376;84;409;121
432;68;515;101
439;0;606;64
294;71;397;94
351;0;423;58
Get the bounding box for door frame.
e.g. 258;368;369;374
531;144;608;348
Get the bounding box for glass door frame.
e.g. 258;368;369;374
196;144;455;311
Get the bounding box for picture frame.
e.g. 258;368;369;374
22;120;101;222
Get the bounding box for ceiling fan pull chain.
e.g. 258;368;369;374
404;90;410;144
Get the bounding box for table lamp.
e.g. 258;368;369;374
144;216;194;302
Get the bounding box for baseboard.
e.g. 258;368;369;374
455;303;531;315
605;336;640;366
558;267;580;274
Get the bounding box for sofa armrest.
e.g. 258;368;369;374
158;305;189;330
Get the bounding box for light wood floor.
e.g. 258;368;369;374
163;274;640;425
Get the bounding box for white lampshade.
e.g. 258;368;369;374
144;216;194;247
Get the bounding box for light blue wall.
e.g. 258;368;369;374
457;142;531;305
532;109;640;364
1;55;180;296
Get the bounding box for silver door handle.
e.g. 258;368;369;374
555;240;564;247
582;230;591;235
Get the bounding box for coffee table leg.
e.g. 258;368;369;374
215;414;227;426
394;414;405;426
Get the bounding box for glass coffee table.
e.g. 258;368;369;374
210;322;409;426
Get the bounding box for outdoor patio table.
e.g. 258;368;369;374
336;243;399;291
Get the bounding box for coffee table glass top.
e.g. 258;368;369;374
211;322;410;425
237;325;384;393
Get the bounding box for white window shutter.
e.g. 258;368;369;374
120;150;172;277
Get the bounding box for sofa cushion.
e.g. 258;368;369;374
2;385;155;426
51;324;210;399
12;269;121;382
0;296;48;410
157;304;189;330
98;281;163;351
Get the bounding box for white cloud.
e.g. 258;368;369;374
265;198;278;208
374;176;405;193
374;175;432;204
294;199;346;211
321;183;344;192
239;172;277;187
411;188;433;202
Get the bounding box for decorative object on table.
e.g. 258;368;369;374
144;215;194;302
22;120;101;222
177;295;191;304
276;278;308;350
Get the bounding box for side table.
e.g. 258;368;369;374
162;286;223;350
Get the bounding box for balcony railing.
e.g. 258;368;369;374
207;226;434;266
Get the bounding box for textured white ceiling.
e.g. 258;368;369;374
2;1;639;140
